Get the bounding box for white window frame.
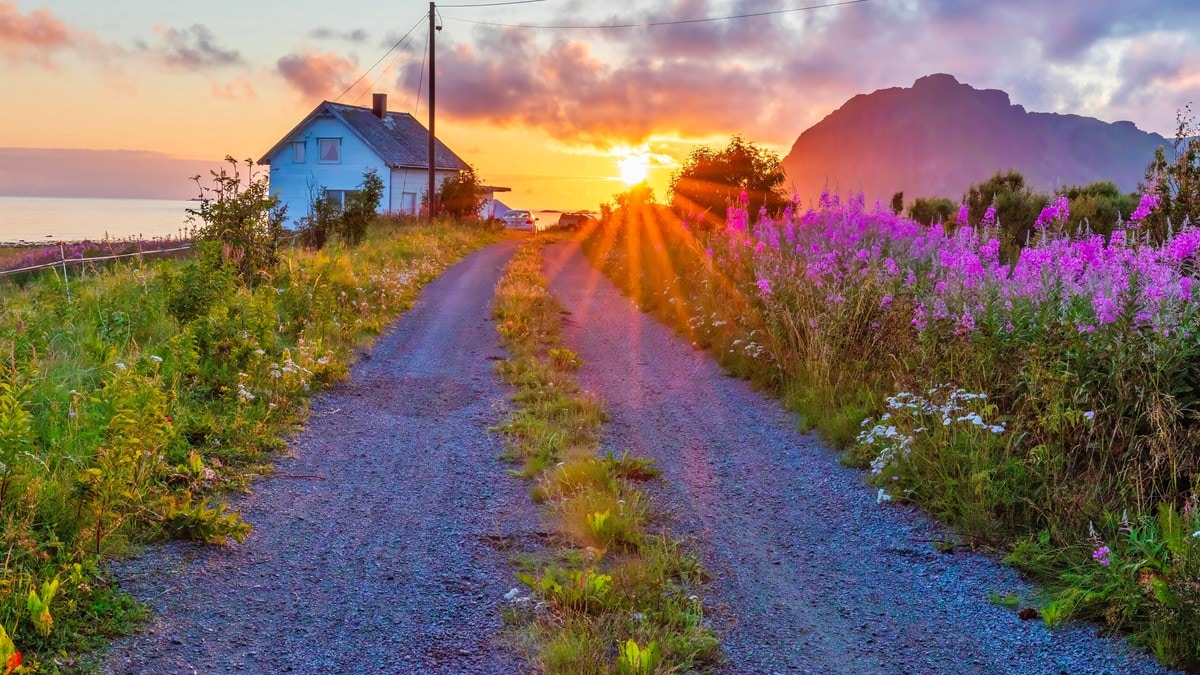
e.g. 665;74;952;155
291;140;305;163
324;189;361;209
318;138;341;164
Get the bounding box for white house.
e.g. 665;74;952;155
260;94;479;225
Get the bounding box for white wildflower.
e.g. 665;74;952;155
876;488;892;503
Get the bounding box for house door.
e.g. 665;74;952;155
402;192;417;213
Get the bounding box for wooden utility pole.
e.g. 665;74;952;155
428;2;436;225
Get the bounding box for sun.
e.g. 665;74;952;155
618;154;650;185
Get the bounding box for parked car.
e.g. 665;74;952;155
501;209;544;232
557;211;598;230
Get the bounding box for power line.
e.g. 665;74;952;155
414;30;429;112
439;0;547;6
334;14;427;102
353;42;414;105
441;0;866;29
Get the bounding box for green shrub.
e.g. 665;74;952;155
187;157;287;286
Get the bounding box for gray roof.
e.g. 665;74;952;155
260;101;469;171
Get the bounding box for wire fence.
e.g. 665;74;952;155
0;243;193;303
0;244;193;278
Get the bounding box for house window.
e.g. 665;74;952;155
291;141;305;163
324;189;361;209
318;138;341;163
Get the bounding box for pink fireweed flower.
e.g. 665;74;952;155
1129;191;1161;224
957;202;970;224
1092;545;1110;566
1034;196;1070;229
982;203;997;227
958;311;976;334
756;278;772;296
880;295;893;309
739;189;749;205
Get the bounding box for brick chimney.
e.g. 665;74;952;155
372;93;387;119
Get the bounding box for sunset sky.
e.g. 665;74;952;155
2;0;1199;210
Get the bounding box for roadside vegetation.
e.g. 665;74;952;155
492;236;719;673
0;158;500;671
583;126;1200;668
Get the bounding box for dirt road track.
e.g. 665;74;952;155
104;241;538;674
544;239;1169;675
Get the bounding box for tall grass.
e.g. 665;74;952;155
582;195;1200;667
0;220;500;669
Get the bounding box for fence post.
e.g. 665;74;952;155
60;244;71;304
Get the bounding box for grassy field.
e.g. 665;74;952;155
582;197;1200;668
0;220;501;671
492;236;718;673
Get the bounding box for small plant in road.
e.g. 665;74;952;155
617;639;660;675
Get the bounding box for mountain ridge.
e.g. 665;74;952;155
780;74;1169;204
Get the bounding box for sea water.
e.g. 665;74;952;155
0;196;194;243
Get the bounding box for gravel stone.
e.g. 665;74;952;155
103;241;539;674
543;240;1174;675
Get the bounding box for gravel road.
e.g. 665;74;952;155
543;240;1172;675
104;241;540;674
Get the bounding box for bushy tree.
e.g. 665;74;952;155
1141;106;1200;240
435;166;488;219
890;191;904;215
962;171;1048;249
1060;181;1137;237
338;169;384;246
297;170;385;249
669;136;788;227
187;156;287;286
907;197;955;225
615;183;656;210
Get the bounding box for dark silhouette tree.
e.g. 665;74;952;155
1141;105;1200;240
669;136;787;227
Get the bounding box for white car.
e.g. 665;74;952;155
501;209;543;232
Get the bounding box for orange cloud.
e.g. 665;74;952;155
399;31;775;147
277;49;358;101
0;2;74;67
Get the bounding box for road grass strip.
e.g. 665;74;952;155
0;221;500;671
492;236;719;674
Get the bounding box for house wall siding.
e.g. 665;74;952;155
265;116;390;228
387;168;457;214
